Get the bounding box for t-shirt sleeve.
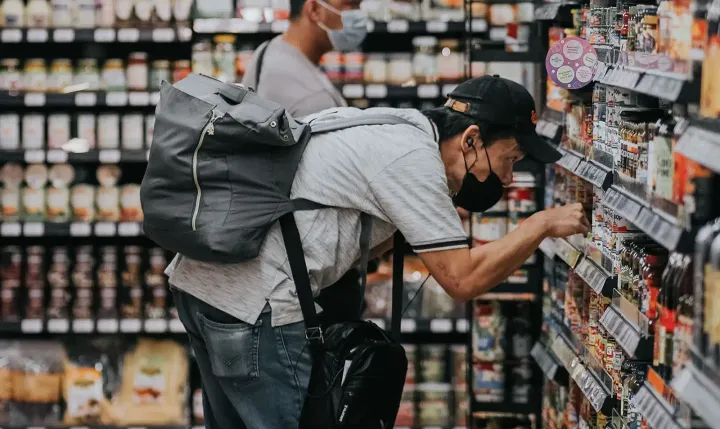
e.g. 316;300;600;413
367;149;469;253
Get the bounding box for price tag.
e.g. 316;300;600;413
152;27;175;42
99;149;121;163
531;342;558;379
47;318;69;333
270;20;290;33
470;18;487;32
117;28;140;42
118;222;141;236
401;319;416;333
128;91;150;106
74;92;97;106
24;93;46;107
93;28;115;42
575;258;608;295
23;149;45;163
1;28;22;43
387;20;409;33
456;319;469;333
342;84;364;99
554;239;581;268
426;20;448;33
46;149;69;163
550;336;576;368
106;91;128;106
230;19;260;33
430;318;453;333
364;84;387;98
144;318;168;333
599;306;640;356
169;318;186;333
631;384;681;429
1;222;21;237
150;91;161;106
97;318;119;333
70;222;92;237
53;28;75;42
94;222;117;236
23;222;44;237
120;318;142;333
417;84;440;99
72;318;94;333
26;29;48;43
21;319;43;333
665;78;684;102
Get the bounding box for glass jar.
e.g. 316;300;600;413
412;36;438;84
438;39;463;83
51;0;72;27
343;52;364;84
48;59;73;92
0;59;23;91
75;59;100;91
73;0;96;28
192;41;214;77
24;59;48;92
213;35;236;83
26;0;51;27
127;52;149;91
363;53;387;84
172;60;191;83
150;60;170;91
2;0;25;27
388;53;412;85
102;59;126;91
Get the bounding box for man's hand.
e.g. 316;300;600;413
535;203;590;238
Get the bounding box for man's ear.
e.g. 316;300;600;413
460;125;481;153
304;0;323;22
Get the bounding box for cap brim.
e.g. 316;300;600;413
516;131;562;164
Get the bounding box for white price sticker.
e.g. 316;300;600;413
150;91;161;106
117;28;140;42
128;92;150;106
26;29;49;43
575;258;608;294
70;222;92;236
46;149;68;163
24;149;45;163
169;318;186;333
401;319;416;333
144;318;168;333
342;84;364;99
75;92;97;106
120;318;142;333
417;84;440;99
47;318;69;333
24;93;46;107
118;222;141;236
53;28;75;42
106;92;128;106
230;19;260;33
152;28;175;42
456;319;469;333
364;84;387;98
72;318;94;333
387;20;409;33
21;319;43;333
429;318;453;333
23;222;44;237
1;29;22;43
94;28;115;42
97;318;119;333
94;222;117;236
470;18;488;32
1;222;21;237
99;149;121;163
426;20;448;33
531;342;558;379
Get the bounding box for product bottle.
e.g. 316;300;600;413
2;0;25;27
95;0;115;27
50;0;72;27
695;221;720;356
26;0;51;27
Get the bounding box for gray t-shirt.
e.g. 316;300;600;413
240;36;347;117
166;107;469;327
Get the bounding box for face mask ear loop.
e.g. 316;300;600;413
484;146;493;174
315;0;342;15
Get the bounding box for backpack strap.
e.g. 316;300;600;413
309;114;420;135
252;40;270;92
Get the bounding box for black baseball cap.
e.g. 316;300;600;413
444;75;562;164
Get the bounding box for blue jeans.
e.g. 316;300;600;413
173;288;312;429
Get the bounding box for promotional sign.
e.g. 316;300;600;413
546;36;599;89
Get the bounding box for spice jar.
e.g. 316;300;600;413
0;114;20;150
150;60;170;91
75;58;100;91
388;53;412;85
321;52;343;84
0;59;23;91
192;41;214;77
26;0;51;27
48;59;73;93
73;0;96;28
127;52;149;91
412;36;438;84
173;60;191;83
438;39;463;83
24;59;48;92
102;59;127;92
51;0;72;27
344;52;364;84
47;114;71;149
22;114;45;150
213;35;236;83
364;53;387;84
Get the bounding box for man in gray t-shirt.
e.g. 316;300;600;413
168;76;589;428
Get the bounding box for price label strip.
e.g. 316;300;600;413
550;335;576;368
599;306;641;356
647;212;683;250
554;238;582;268
631;383;682;429
538;238;556;259
602;188;643;221
531;342;559;379
575;257;610;295
672;363;720;428
676;124;720;174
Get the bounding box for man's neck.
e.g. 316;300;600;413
283;21;328;65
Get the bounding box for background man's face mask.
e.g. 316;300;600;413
315;0;368;52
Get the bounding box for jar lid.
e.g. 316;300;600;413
25;164;48;189
97;165;121;187
439;39;459;49
174;60;191;68
1;163;24;188
1;58;20;66
48;164;75;188
152;60;171;68
104;59;124;68
26;58;46;67
214;34;236;44
412;36;438;47
129;52;148;60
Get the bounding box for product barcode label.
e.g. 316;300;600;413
417;84;440;99
152;28;175;42
177;26;192;41
364;84;387;98
24;93;46;107
53;29;75;42
442;84;458;95
47;318;69;333
342;84;364;99
99;149;121;163
120;318;141;333
72;318;94;333
672;364;720;427
118;222;141;236
75;92;97;106
96;318;119;333
531;342;558;379
426;20;448;33
387;20;409;33
94;222;117;236
640;76;684;102
70;222;92;237
1;28;22;43
23;222;44;237
94;28;115;42
117;28;140;42
1;222;21;237
169;318;186;333
128;92;150;106
599;307;640;356
631;384;681;429
106;92;128;106
575;258;608;294
401;319;416;333
23;149;45;163
26;29;49;43
46;149;68;163
676;125;720;173
430;318;453;333
144;318;168;333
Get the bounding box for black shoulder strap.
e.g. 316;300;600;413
391;233;404;341
253;40;270;92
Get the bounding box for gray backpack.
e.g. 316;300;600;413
140;73;416;263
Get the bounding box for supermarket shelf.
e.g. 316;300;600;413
598;298;652;359
470;49;544;62
556;147;613;190
602;186;694;252
530;341;568;384
672;360;720;428
340;83;458;99
193;18;485;34
675;117;720;175
0;91;160;107
0;149;149;164
366;317;468;334
0;222;144;237
0;26;192;43
632;380;684;429
595;64;700;103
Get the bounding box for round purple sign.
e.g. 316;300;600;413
545;36;599;89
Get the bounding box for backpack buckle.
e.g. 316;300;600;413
305;327;325;344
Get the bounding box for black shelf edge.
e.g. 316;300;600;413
0;26;192;43
192;18;477;34
675;117;720;175
0;221;144;237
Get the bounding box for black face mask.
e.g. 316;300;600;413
452;146;504;213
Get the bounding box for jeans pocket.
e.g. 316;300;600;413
197;312;260;382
